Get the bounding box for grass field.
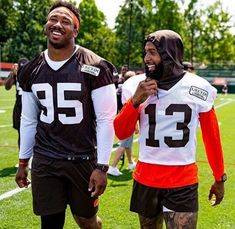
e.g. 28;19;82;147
0;86;235;229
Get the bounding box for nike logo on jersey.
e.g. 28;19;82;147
189;86;208;101
81;64;100;76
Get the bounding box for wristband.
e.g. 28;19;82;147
216;173;227;182
96;164;109;172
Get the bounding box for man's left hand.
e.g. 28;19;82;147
209;181;225;206
88;169;107;198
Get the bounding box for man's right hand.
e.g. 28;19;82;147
15;166;30;188
131;78;158;108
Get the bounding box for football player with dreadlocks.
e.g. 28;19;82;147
114;30;226;229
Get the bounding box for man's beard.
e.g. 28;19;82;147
145;63;164;81
49;40;66;49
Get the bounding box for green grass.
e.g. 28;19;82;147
0;86;235;229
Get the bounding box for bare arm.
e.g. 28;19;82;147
5;64;18;90
4;74;15;90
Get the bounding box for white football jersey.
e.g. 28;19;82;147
122;72;217;165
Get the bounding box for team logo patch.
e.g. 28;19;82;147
189;86;208;101
81;64;100;76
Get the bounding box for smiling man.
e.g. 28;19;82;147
15;1;117;228
114;30;226;229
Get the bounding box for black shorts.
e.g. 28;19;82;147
31;155;98;218
130;180;198;218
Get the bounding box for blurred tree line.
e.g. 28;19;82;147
0;0;234;69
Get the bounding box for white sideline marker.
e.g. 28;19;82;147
0;184;31;201
215;100;234;109
0;124;12;128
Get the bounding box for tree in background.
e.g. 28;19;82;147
151;0;184;33
0;0;14;45
182;0;202;64
1;0;235;68
197;0;235;64
0;0;15;62
78;0;117;62
115;0;153;68
2;0;52;62
114;0;185;68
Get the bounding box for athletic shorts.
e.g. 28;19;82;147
119;135;134;148
31;155;99;218
130;180;198;218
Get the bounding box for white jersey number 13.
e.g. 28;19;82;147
145;104;192;148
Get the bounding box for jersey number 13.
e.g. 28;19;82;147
145;104;192;148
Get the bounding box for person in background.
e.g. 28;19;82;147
5;58;29;148
116;64;129;111
15;1;117;228
114;30;226;229
0;77;6;86
119;64;129;83
222;84;228;95
108;71;138;176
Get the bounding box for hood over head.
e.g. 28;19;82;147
144;30;185;89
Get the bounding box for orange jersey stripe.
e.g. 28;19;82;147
133;161;198;188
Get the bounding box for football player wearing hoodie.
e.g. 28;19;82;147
114;30;226;229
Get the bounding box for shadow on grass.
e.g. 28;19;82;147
0;166;17;177
107;169;134;185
